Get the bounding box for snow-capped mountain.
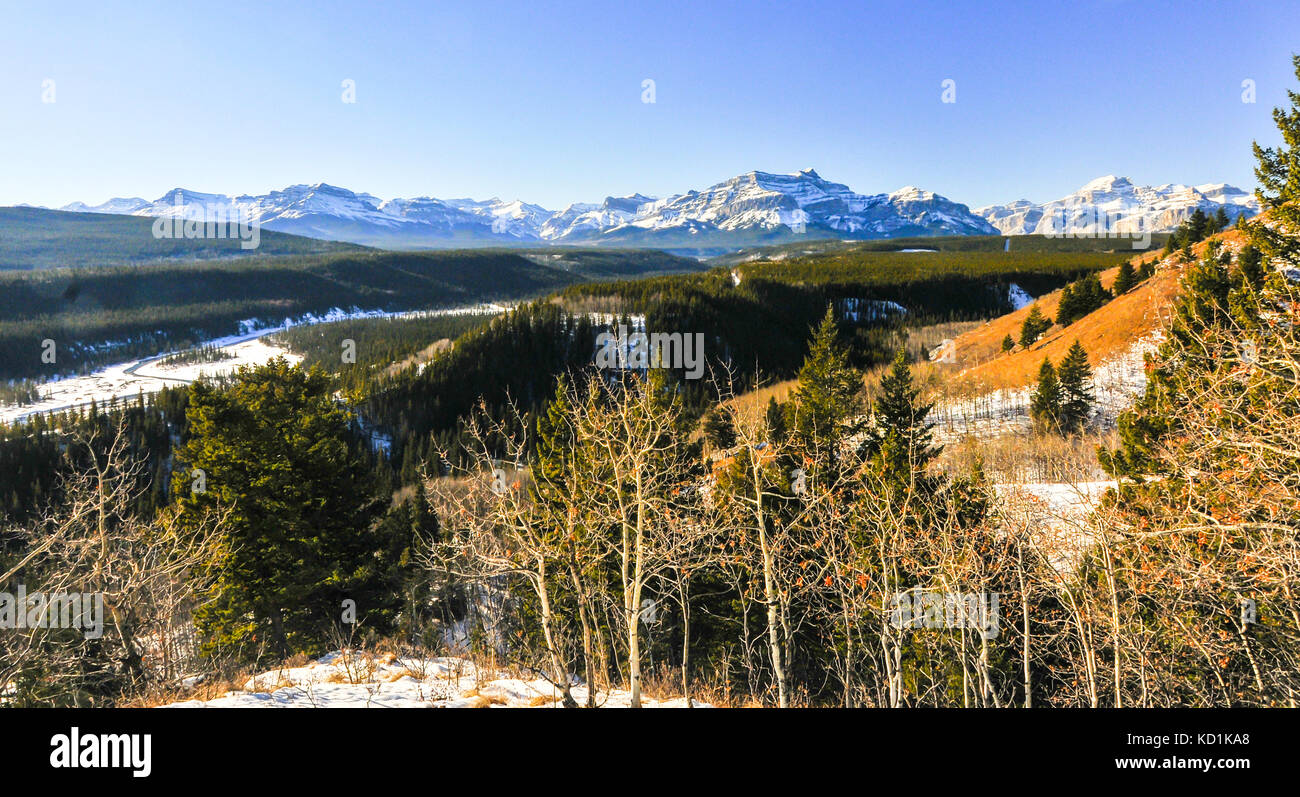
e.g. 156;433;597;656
58;171;1252;251
58;170;994;250
974;175;1259;236
593;170;996;242
540;194;655;240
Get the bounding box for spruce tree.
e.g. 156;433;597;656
702;405;737;450
1112;260;1137;295
175;358;389;658
1029;358;1063;432
786;306;863;475
1212;206;1230;233
1250;53;1300;267
1056;340;1094;433
1000;334;1015;355
1020;305;1051;348
765;396;787;443
862;349;941;483
1056;284;1077;326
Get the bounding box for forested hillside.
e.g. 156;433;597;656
0;206;365;270
0;247;701;380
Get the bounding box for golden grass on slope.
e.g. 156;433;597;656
944;257;1182;394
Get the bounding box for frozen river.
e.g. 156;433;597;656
0;303;507;425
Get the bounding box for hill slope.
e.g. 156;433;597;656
0;206;365;270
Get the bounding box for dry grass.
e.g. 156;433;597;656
937;428;1118;483
945;257;1181;394
466;694;507;708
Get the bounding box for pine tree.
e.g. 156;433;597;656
765;396;786;443
1250;53;1300;268
862;349;941;483
1056;340;1094;434
175;358;389;657
1112;260;1137;295
1020;305;1052;348
1056;284;1077;326
1212;206;1230;233
1029;358;1063;432
702;405;737;450
1000;334;1015;355
786;306;863;475
1187;207;1209;242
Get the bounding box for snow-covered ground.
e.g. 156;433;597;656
994;481;1115;571
164;650;705;709
0;335;302;425
0;303;508;425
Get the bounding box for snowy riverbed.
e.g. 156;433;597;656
1;303;507;425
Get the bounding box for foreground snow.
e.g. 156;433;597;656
994;481;1116;571
164;651;707;709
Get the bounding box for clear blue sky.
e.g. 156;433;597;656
2;0;1297;210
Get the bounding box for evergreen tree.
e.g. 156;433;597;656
1112;260;1137;295
1187;207;1209;242
1212;206;1230;234
862;349;941;483
1055;284;1077;326
1029;358;1064;432
1056;340;1095;433
702;405;737;450
1250;53;1300;268
1019;304;1052;348
765;396;787;443
786;306;863;476
175;358;390;658
1000;334;1015;355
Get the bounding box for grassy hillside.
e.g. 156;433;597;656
939;245;1198;394
0;206;366;270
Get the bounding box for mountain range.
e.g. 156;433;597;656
54;170;1259;252
974;175;1258;236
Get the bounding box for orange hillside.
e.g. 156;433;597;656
944;251;1182;393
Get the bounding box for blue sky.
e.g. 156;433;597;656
1;0;1297;210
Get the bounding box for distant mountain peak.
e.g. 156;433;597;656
1080;174;1132;191
975;175;1258;236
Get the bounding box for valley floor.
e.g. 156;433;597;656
0;303;506;425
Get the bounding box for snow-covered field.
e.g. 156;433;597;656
0;303;507;425
165;650;705;709
994;481;1115;571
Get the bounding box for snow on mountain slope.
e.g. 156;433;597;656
58;171;1252;249
975;175;1259;236
597;169;995;240
539;194;653;240
56;169;993;248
